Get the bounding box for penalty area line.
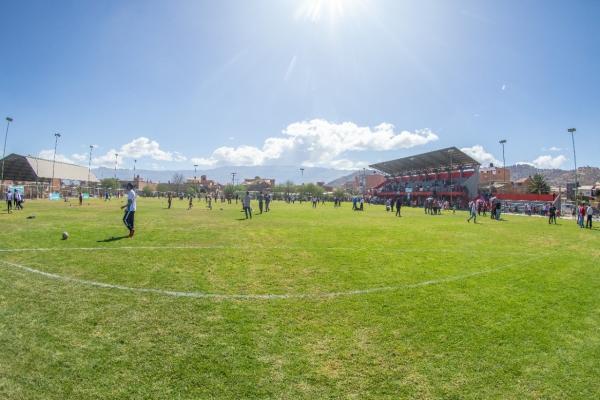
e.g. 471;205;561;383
0;255;541;301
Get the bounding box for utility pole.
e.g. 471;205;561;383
231;171;236;186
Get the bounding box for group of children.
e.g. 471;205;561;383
5;189;24;213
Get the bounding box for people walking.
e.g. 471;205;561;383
258;192;264;214
243;191;252;219
467;200;477;223
586;204;594;229
120;182;137;238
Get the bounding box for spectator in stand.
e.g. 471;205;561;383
586;204;593;229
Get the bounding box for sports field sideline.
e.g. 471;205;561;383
1;198;598;399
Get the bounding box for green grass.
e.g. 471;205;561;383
1;197;599;399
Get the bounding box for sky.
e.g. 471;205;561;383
1;0;599;172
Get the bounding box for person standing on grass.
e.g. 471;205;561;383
586;204;594;229
395;196;402;217
243;191;252;219
6;189;13;213
265;193;271;212
258;191;264;214
467;200;477;223
120;182;136;238
79;192;83;206
578;203;585;228
548;203;557;224
188;194;193;210
167;192;172;209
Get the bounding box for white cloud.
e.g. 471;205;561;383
501;84;507;91
460;145;501;166
530;154;567;169
193;119;439;169
548;146;562;152
89;137;187;167
37;150;76;164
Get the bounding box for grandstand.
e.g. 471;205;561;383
369;147;480;206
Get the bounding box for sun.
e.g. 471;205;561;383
295;0;364;23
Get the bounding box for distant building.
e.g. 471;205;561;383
243;177;275;192
0;153;98;196
479;164;511;185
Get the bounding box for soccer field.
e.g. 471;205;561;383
1;198;598;399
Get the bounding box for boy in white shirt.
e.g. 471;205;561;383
120;183;137;237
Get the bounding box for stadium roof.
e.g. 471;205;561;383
0;153;99;182
369;147;480;175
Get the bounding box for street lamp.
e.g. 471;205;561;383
51;133;61;193
133;159;137;182
567;128;578;200
1;117;13;192
499;139;507;183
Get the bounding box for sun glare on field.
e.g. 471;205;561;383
295;0;366;23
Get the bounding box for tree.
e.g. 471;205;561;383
333;187;346;200
223;184;235;197
100;178;119;190
303;182;324;198
528;174;550;194
142;186;153;197
172;173;185;193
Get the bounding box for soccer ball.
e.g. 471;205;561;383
62;232;69;240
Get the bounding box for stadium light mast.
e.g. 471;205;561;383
499;139;507;183
567;128;578;200
230;171;236;186
133;159;137;182
51;133;61;193
87;145;94;191
114;153;118;180
1;117;13;192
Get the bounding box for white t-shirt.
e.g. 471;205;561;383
127;189;137;212
587;206;593;216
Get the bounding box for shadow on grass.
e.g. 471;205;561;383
96;235;129;243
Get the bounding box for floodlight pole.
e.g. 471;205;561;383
230;171;236;185
133;159;137;182
567;128;578;201
499;139;507;183
87;145;94;191
114;153;118;179
51;133;61;193
1;117;13;194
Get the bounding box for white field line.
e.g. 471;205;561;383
0;256;539;301
0;245;535;255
